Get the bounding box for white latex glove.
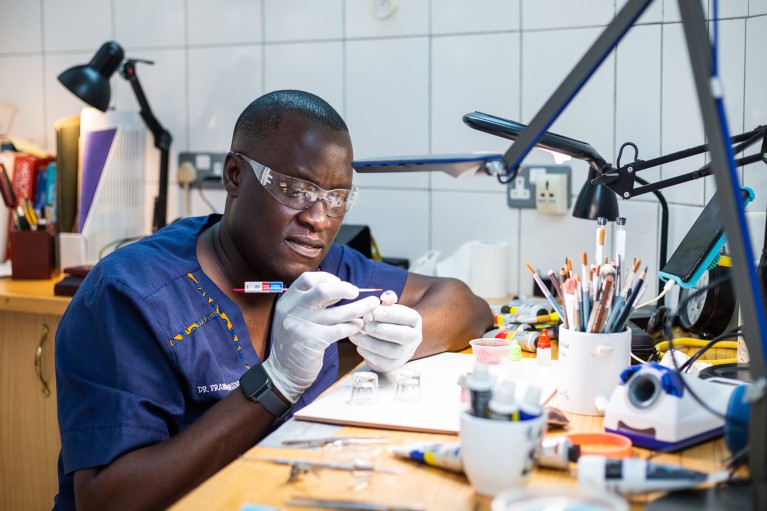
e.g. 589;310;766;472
263;272;380;403
349;291;423;373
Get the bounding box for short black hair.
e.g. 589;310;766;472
231;90;347;150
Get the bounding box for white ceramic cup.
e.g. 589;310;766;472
460;412;546;496
556;327;632;416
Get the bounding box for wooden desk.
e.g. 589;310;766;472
169;363;731;511
0;276;70;510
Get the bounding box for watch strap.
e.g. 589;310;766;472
255;384;291;420
240;365;291;420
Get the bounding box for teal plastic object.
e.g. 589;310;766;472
658;187;754;289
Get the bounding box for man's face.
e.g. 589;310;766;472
226;114;355;284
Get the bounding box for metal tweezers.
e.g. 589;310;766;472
281;437;389;448
285;496;425;511
241;457;402;474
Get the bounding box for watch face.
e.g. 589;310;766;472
682;271;709;326
679;265;735;337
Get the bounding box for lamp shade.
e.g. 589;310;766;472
573;167;619;221
57;41;124;112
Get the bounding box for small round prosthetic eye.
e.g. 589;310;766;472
380;290;398;306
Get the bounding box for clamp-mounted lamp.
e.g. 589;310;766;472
58;41;172;232
461;111;620;222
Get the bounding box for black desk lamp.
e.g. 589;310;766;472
572;167;620;221
58;41;172;232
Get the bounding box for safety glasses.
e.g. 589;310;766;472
234;152;358;218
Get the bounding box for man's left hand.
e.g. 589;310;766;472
349;303;423;373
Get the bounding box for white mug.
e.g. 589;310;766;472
556;327;632;416
460;412;546;496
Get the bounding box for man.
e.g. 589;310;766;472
54;90;492;510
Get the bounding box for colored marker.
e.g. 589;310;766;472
612;267;647;332
546;269;568;329
580;252;590;331
595;217;606;268
615;217;627;292
526;263;565;323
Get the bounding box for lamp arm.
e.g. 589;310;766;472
119;60;172;150
119;60;173;231
595;125;767;199
634;176;668;297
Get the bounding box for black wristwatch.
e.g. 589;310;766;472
239;364;291;420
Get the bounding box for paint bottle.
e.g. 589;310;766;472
512;330;540;352
508;338;523;361
464;363;494;418
536;329;552;366
488;380;520;421
389;442;463;473
538;436;581;469
519;386;543;420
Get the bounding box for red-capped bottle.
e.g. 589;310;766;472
536;329;552;366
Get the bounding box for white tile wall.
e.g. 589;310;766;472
431;190;520;293
752;0;767;16
0;55;45;145
664;0;708;23
744;15;767;216
1;1;765;297
345;37;430;189
344;188;430;262
0;0;42;53
430;32;521;193
187;0;263;46
616;0;663;25
431;0;521;34
615;24;662;189
114;0;186;49
188;46;263;151
264;0;343;42
346;0;429;38
522;0;615;30
264;42;344;115
660;23;706;206
42;0;113;52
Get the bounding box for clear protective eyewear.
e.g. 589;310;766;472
235;152;358;218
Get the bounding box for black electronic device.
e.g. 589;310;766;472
678;263;737;337
659;188;754;288
336;224;373;259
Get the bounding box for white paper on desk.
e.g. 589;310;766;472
294;353;558;435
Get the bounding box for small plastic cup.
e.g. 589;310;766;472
394;369;422;403
469;339;512;366
349;371;379;405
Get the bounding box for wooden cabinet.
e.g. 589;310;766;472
0;278;70;511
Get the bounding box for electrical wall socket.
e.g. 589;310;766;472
535;173;570;214
178;152;227;188
507;164;571;211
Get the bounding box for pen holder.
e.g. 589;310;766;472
556;327;631;416
10;230;55;280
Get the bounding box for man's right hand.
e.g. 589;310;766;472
262;272;380;403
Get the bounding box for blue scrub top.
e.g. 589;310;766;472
53;215;407;510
